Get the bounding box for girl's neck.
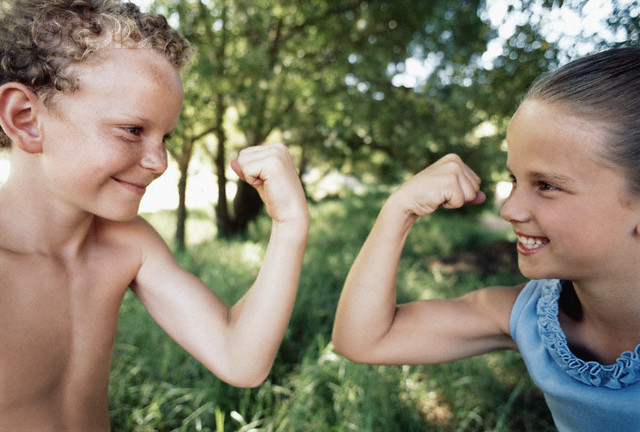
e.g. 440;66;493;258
559;280;640;364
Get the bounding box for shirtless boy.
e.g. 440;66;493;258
0;1;309;430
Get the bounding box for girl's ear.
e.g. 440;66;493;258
633;206;640;238
0;83;44;153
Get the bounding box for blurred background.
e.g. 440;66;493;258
2;0;637;430
94;1;640;430
129;0;637;249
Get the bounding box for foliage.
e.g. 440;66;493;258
145;0;639;244
150;0;553;241
110;195;555;431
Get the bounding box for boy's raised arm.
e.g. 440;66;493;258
332;154;518;365
131;143;308;387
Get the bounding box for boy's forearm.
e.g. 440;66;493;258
332;198;415;360
225;218;308;384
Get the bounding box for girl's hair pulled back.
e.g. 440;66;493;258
525;47;640;196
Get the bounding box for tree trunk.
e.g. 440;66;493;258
214;125;234;238
172;137;195;251
231;180;263;234
175;165;189;250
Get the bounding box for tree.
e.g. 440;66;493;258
160;0;500;238
156;0;638;244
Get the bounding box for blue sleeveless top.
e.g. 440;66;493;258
510;279;640;431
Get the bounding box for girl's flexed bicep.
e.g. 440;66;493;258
350;287;522;365
332;154;512;366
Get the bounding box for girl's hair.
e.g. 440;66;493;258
0;0;191;148
525;47;640;197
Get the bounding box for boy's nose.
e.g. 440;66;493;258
140;141;168;175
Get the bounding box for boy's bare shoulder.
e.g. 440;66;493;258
93;215;178;279
0;215;164;282
0;215;170;282
94;215;168;252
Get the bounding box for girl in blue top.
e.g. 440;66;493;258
333;47;640;431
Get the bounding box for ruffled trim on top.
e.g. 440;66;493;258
536;280;640;389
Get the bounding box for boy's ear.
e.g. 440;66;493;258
0;82;44;153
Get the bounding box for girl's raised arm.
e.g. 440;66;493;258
332;154;519;365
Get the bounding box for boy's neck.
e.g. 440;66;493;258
0;181;96;258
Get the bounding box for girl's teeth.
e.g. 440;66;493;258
518;235;547;247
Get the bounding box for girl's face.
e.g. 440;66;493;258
500;100;640;286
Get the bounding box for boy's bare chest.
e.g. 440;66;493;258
0;249;139;420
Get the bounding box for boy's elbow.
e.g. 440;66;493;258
204;353;273;388
226;374;268;389
217;366;271;388
332;329;368;364
333;346;370;365
331;327;347;356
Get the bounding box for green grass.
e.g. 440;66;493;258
109;194;554;431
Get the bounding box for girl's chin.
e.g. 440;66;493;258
517;261;554;281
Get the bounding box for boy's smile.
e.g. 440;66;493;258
37;46;184;222
112;177;149;196
501;100;640;286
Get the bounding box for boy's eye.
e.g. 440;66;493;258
537;181;559;192
124;126;142;136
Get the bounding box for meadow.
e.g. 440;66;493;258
109;193;556;431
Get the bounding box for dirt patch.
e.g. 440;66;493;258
430;240;518;275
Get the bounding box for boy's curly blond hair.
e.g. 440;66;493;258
0;0;192;148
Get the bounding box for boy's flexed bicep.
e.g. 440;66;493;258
130;144;308;388
128;220;244;383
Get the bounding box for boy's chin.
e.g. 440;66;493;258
96;206;141;223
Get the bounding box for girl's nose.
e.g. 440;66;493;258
140;140;168;175
500;187;529;223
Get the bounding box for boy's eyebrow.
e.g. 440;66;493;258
108;113;179;134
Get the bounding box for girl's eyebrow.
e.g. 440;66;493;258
506;166;575;185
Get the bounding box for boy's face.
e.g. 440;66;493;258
37;46;184;221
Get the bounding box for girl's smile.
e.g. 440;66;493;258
515;232;550;255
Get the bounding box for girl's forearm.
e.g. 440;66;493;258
332;200;415;361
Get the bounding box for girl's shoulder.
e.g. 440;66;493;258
512;279;640;389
